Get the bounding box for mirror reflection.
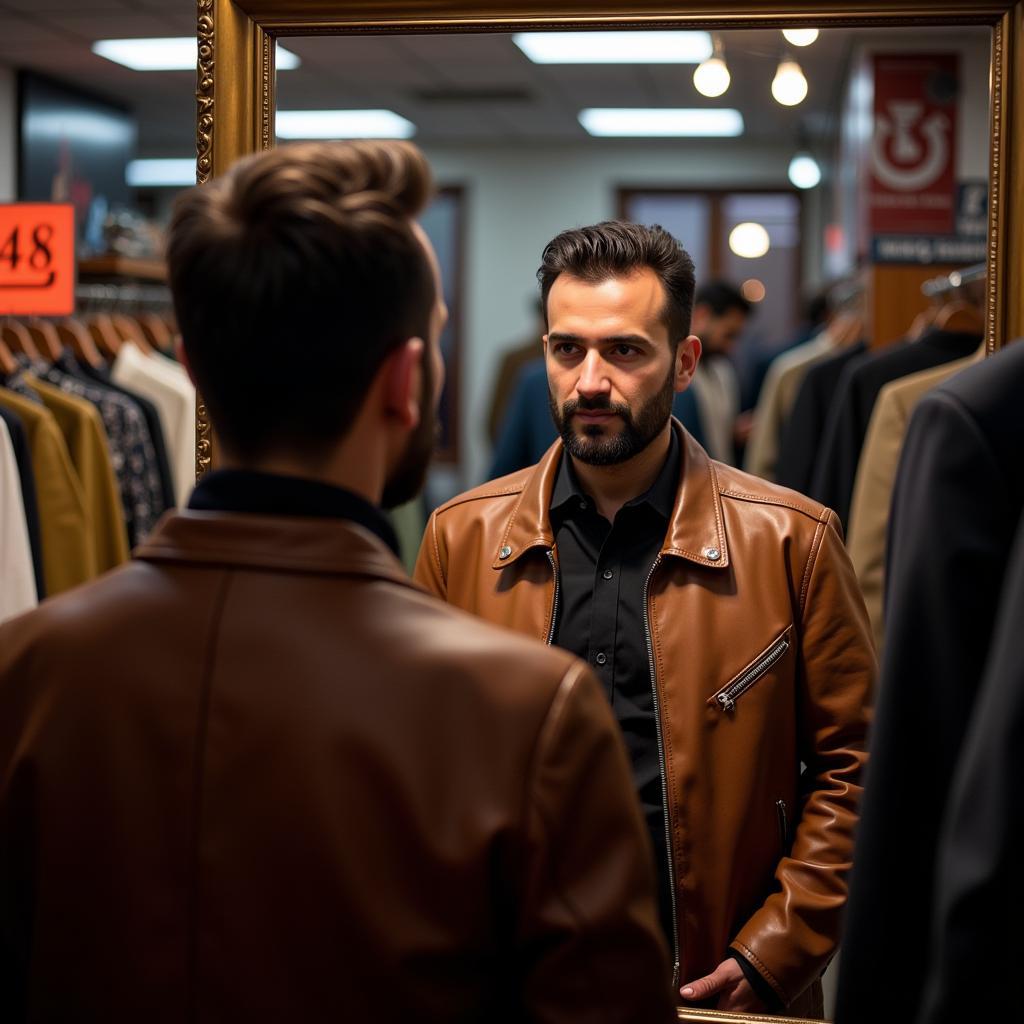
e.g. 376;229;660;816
0;11;1012;1023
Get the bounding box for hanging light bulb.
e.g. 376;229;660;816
782;28;820;47
693;34;730;98
788;152;822;189
729;222;770;259
772;59;809;106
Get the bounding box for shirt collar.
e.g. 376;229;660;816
550;427;681;521
188;469;400;557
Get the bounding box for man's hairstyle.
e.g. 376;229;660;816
537;221;696;342
166;140;435;459
695;280;752;318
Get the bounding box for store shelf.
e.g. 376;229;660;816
78;255;167;282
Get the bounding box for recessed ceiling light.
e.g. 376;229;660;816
126;158;195;188
579;108;743;138
93;38;300;71
276;110;416;140
513;31;712;64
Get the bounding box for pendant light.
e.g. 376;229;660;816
772;58;809;107
693;34;731;98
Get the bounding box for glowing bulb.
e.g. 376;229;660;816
788;153;822;189
693;56;731;98
772;59;809;107
729;222;770;259
741;279;767;302
782;28;820;47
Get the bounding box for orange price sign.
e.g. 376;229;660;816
0;203;75;316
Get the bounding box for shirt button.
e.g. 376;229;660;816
595;652;607;666
602;569;614;580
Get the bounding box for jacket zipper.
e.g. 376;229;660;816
544;549;561;645
643;555;681;989
715;635;790;712
776;798;788;851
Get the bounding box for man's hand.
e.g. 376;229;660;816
680;957;766;1013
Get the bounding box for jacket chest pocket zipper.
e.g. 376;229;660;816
712;631;791;712
776;798;789;850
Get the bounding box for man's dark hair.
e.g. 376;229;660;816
537;221;696;342
166;140;435;459
694;280;752;318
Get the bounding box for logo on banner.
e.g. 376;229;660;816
872;102;951;192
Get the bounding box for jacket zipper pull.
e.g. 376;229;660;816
717;692;735;712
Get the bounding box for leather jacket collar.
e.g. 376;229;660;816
490;419;731;571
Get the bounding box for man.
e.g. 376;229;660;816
0;145;675;1022
415;221;874;1017
688;280;751;464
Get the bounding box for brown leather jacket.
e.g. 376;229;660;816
415;424;875;1010
0;510;675;1022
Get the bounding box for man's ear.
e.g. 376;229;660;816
674;336;702;392
381;337;425;430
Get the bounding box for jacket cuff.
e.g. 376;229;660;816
729;940;791;1007
727;948;784;1013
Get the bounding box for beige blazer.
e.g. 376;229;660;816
28;377;129;573
848;349;983;653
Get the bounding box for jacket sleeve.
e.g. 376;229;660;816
731;510;874;1006
412;510;447;600
516;660;677;1024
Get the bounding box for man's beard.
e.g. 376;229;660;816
381;356;438;510
548;367;675;466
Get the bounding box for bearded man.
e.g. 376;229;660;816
415;221;875;1018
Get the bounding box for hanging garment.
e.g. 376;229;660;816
76;358;176;513
775;341;867;496
811;328;983;526
111;345;195;506
689;353;740;464
918;510;1024;1024
26;377;129;573
39;353;165;546
0;406;44;599
744;331;833;481
0;388;93;594
0;415;37;623
836;339;1024;1024
847;350;981;653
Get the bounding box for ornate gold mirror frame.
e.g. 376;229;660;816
194;3;1022;1018
196;0;1023;482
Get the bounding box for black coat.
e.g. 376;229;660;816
811;328;981;527
835;340;1024;1023
918;510;1024;1023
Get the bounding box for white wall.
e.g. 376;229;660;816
0;66;16;201
423;139;799;489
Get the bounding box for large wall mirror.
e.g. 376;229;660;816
198;2;1022;1020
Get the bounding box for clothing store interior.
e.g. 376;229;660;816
0;2;1021;1021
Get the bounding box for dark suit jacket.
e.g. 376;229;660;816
775;341;866;496
811;329;981;527
835;340;1024;1024
918;510;1024;1024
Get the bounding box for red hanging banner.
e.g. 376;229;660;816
868;53;959;238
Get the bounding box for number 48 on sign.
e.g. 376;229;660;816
0;203;75;316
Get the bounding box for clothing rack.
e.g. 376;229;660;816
921;262;986;298
74;282;173;312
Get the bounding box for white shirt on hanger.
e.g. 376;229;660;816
0;416;38;623
111;345;197;507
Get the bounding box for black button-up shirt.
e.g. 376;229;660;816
550;431;680;942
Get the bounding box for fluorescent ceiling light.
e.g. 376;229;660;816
579;108;743;138
513;31;712;64
93;38;300;71
127;158;195;188
276;110;416;140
